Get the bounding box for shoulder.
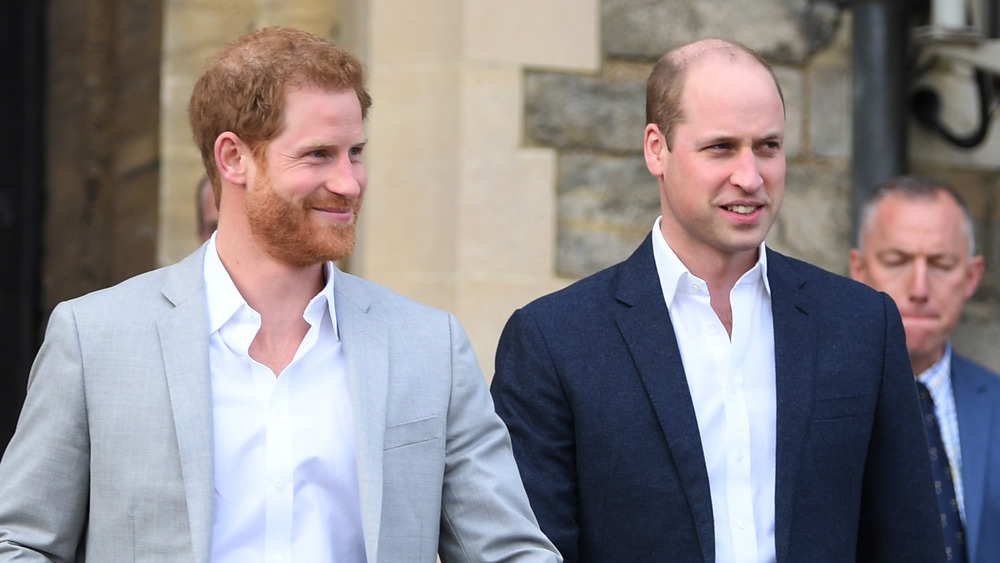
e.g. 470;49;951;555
519;236;656;319
52;247;205;334
60;255;198;319
334;269;452;327
952;354;1000;387
767;248;889;307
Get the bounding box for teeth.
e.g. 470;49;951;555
726;205;757;214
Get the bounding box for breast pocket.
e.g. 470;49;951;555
384;416;441;451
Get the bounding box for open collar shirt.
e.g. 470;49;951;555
204;235;366;563
651;217;778;563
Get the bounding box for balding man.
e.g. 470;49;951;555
491;39;945;562
850;175;1000;563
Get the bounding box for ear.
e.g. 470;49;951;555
965;254;985;298
214;132;253;187
847;248;866;283
644;123;667;177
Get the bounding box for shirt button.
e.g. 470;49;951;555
691;282;700;291
707;324;717;334
735;452;743;462
737;519;746;529
274;481;285;490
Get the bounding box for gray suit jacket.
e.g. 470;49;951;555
952;353;1000;563
0;247;559;562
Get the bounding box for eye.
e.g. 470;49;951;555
929;256;958;271
308;149;327;159
349;145;365;161
878;252;909;267
702;142;732;155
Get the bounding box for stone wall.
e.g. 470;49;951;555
523;0;1000;371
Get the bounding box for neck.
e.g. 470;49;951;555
673;244;760;339
215;229;326;376
911;347;946;378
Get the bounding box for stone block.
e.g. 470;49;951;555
809;63;852;159
556;151;660;277
774;66;804;160
766;162;851;274
602;0;842;64
525;71;645;153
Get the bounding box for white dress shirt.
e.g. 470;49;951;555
204;236;366;563
651;218;778;563
917;342;966;524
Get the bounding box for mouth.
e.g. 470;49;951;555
724;204;760;215
312;206;355;223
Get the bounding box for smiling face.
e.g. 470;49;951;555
245;87;367;268
644;52;786;274
849;191;984;374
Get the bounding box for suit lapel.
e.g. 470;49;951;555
615;236;715;563
334;270;389;562
952;356;993;559
157;248;214;563
766;251;817;563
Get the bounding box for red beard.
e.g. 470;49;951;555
244;172;362;268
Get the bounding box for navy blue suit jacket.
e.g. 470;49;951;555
953;354;1000;563
492;236;946;562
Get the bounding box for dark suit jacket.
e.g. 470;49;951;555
492;235;946;562
953;354;1000;563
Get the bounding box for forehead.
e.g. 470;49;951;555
274;87;365;140
868;193;969;248
677;55;784;135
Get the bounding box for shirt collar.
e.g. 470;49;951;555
203;233;340;340
650;216;770;307
917;341;952;392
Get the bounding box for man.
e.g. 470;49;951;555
849;175;1000;563
0;27;560;562
196;174;219;244
491;39;945;562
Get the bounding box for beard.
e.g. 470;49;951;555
244;171;362;268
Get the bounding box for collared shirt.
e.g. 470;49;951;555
651;218;778;563
204;235;366;563
917;342;966;524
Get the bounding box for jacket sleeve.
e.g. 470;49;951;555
437;312;562;563
491;308;580;561
0;302;90;562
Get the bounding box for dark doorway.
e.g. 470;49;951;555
0;0;46;451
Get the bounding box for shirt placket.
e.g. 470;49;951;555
264;372;294;563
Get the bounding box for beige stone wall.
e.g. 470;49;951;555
357;0;599;377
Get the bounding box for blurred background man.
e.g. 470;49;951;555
850;175;1000;563
196;175;218;244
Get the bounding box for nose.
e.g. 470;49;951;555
730;149;763;192
908;258;930;302
326;156;364;199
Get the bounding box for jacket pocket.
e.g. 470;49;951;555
384;416;441;451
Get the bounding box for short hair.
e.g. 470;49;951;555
188;26;372;201
857;175;976;256
645;38;785;150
